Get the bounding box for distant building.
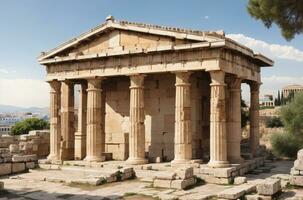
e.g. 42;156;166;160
259;94;274;107
282;84;303;98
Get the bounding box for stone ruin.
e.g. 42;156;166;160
0;130;50;176
291;149;303;186
153;167;196;190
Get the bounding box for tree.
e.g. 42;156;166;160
270;93;303;158
247;0;303;40
11;118;49;135
280;92;303;137
277;90;281;106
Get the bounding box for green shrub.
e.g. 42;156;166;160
265;116;284;128
270;132;302;158
11;118;49;135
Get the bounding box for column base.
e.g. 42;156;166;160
207;160;230;168
84;156;105;162
47;154;60;162
171;159;191;164
126;157;148;165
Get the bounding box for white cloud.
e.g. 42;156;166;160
226;34;303;62
0;68;9;74
0;79;49;107
204;16;209;20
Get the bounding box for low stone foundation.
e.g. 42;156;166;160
196;157;265;184
153;167;196;190
0;130;48;176
38;160;136;186
0;154;37;176
0;130;50;158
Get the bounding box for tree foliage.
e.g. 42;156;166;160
247;0;303;40
271;93;303;158
280;93;303;137
11;118;49;135
265;116;283;128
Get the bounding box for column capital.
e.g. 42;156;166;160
227;77;242;90
249;81;261;92
175;71;191;86
87;78;102;92
210;70;226;86
129;74;145;88
48;80;61;92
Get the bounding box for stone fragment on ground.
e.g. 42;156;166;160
152;167;196;190
256;178;281;196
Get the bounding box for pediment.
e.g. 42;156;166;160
38;18;225;62
54;29;195;58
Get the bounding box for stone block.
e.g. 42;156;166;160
12;162;26;173
257;179;281;196
9;144;19;153
297;149;303;160
171;177;196;190
245;194;260;200
218;186;246;199
120;172;135;180
71;178;105;186
176;167;193;179
105;175;117;183
294;159;303;171
0;163;11;176
12;154;37;162
196;174;232;185
291;175;303;186
155;172;176;180
26;162;36;169
120;167;133;174
154;179;172;188
234;176;247;185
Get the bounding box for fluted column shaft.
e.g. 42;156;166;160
208;71;229;168
126;75;148;165
47;80;61;161
75;83;87;160
172;72;192;164
250;82;260;156
84;79;105;162
227;78;244;163
60;80;75;160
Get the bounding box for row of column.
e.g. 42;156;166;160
47;70;260;167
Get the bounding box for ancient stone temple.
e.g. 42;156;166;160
38;16;273;167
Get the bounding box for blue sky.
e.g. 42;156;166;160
1;0;303;107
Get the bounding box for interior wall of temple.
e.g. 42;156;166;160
102;72;211;162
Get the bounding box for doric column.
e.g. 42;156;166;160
75;82;87;160
172;72;192;164
126;74;148;165
250;81;260;156
208;71;229;168
47;80;61;161
84;78;105;162
227;77;244;163
60;80;75;160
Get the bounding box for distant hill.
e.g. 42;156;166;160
0;105;49;114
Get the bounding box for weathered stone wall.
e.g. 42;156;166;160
103;72;210;161
0;130;50;176
0;130;50;158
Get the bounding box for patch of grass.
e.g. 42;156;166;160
124;192;138;197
